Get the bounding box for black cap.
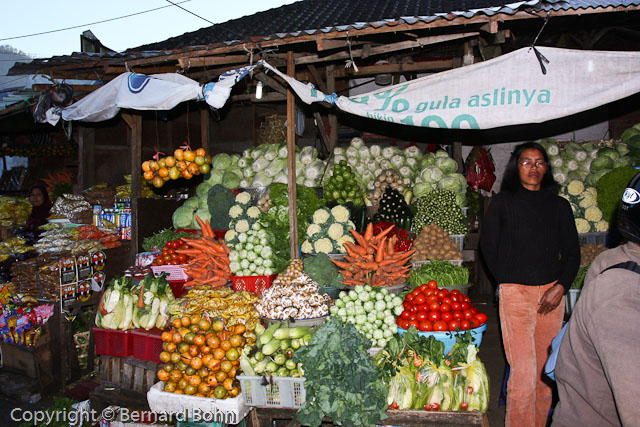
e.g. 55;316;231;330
618;172;640;244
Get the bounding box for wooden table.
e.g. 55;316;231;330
246;407;489;427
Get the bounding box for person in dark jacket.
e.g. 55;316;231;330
25;184;53;229
552;172;640;427
480;142;580;427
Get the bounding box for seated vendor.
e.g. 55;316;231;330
26;184;53;229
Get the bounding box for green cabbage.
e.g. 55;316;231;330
172;206;195;229
420;166;443;184
222;170;242;189
196;182;212;199
182;197;199;210
590;155;614;172
437;176;463;193
435;157;457;174
194;208;211;227
434;149;449;159
212;153;232;170
205;168;224;186
598;147;620;161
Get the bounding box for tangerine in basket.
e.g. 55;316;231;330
171;318;182;329
188;375;201;387
212;320;225;332
194;335;206;347
157;369;169;382
222;378;234;391
198;319;211;331
207;336;220;348
215;371;227;383
213;348;226;360
184;385;196;395
163;382;176;393
220;340;231;351
190;357;203;370
220;360;233;373
206;375;218;386
229;335;243;348
201;346;211;355
198;383;210;395
213;385;227;399
159;351;171;363
226;348;239;362
161;331;173;342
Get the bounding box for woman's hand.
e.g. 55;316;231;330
538;283;565;315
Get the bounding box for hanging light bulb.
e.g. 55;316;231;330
255;81;263;99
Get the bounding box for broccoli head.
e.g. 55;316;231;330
207;184;235;230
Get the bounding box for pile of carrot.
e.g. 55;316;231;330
331;222;415;287
176;216;231;288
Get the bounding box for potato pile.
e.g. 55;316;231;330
412;223;462;262
580;243;607;266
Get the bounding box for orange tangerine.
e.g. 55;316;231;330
158;157;167;169
174;149;184;161
207;358;221;371
174;389;184;394
162;175;170;182
199;164;210;175
148;160;159;171
165;156;176;167
184;150;196;162
142;161;151;172
159;351;171;363
172;332;182;344
223;378;234;391
171;318;182;329
170;369;182;382
215;370;227;383
189;345;200;357
161;331;173;342
188;375;202;387
152;176;164;188
213;348;226;360
206;375;218;386
198;383;210;395
158;167;169;178
194;335;206;347
220;360;233;373
229;335;243;348
181;316;191;327
207;336;220;348
163;382;176;392
202;354;213;366
187;162;200;175
169;167;180;180
233;324;246;335
213;385;227;399
165;342;177;353
143;170;155;180
220;340;231;351
176;161;187;171
182;170;193;180
157;369;170;382
196;148;206;157
190;357;203;370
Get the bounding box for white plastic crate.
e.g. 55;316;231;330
147;382;250;424
413;260;464;268
236;375;306;409
578;232;607;246
450;234;465;251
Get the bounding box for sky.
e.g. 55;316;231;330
1;0;299;59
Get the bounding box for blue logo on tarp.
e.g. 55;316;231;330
128;73;151;93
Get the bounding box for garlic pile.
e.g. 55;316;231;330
255;259;331;320
366;169;405;206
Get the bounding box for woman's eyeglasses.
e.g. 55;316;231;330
520;160;547;169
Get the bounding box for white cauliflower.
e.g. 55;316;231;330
306;223;321;238
336;235;355;252
224;229;237;242
312;208;331;225
584;187;597;200
235;219;250;233
331;205;350;223
313;238;333;254
575;218;590;234
235;192;251;205
567;180;585;196
301;241;313;254
584;206;603;223
594;220;609;232
246;206;261;219
579;194;597;209
228;205;243;219
328;223;344;240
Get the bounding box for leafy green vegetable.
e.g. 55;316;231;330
269;183;324;235
142;228;194;251
571;264;590;289
303;253;345;289
207;184;235;230
293;317;388;427
408;259;469;288
596;166;638;224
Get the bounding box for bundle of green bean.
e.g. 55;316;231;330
408;259;469;287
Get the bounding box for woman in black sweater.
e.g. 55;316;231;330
480;142;579;427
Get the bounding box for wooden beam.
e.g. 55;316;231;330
313;112;331;154
307;64;327;93
177;55;248;69
480;20;499;34
296;32;479;65
230;92;287;102
122;112;142;256
316;38;364;51
294;59;454;80
326;64;338;153
286;51;299;258
32;84;102;93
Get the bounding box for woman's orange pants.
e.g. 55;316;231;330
499;282;565;427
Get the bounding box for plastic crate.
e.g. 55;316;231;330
169;280;188;298
578;232;607;246
93;328;133;358
131;328;164;364
231;274;277;296
148;382;250;424
151;264;189;281
236;376;306;409
398;322;487;355
450;234;466;251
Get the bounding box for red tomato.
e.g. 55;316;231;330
409;313;417;321
163;255;172;262
460;320;471;330
448;320;461;331
437;289;449;299
451;295;460;302
462;295;471;303
475;312;488;325
427;310;441;322
418;304;430;312
428;280;438;289
419;284;429;293
463;309;474;320
433;321;448;332
450;289;461;296
400;311;411;320
170;253;179;260
425;289;436;296
429;301;440;311
471;306;478;315
426;295;438;304
175;239;184;248
412;288;422;297
403;301;411;310
417;311;428;322
451;302;461;311
398;319;411;330
418;320;433;332
442;297;452;306
453;310;464;320
177;254;188;263
409;305;418;313
169;260;180;265
460;402;469;410
440;303;451;312
406;293;415;303
440;311;453;323
409;319;420;330
413;293;426;305
460;302;470;310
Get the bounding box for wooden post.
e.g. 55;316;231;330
326;64;338;152
122;112;142;256
200;107;210;152
453;142;463;173
287;51;299;258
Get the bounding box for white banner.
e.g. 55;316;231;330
267;47;640;130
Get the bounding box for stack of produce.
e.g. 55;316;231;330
413;150;467;207
34;228;108;255
301;206;355;255
581;243;607;265
596;166;639;226
144;228;197;254
408;260;469;288
366;169;406;207
622;122;640;163
157;315;247;399
172;183;235;231
329;285;403;348
411;224;462;262
142;147;212;189
539;138;633;188
225;192;277;277
95;275;174;331
0;238;35;262
116;175;156;199
374;188;412;229
560;181;608;233
303;253;344;290
396;281;487;332
239;322;312;377
255;259;331;320
0;197;31;227
329;137;419;194
331;223;415;287
167;286;259;342
323;161;364;206
413;190;467;235
375;329;489;412
177;220;232;288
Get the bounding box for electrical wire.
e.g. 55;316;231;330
0;1;193;43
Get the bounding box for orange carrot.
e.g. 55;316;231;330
376;224;395;240
204;220;214;238
137;282;145;308
331;259;352;269
343;242;367;257
363;222;374;242
375;237;387;263
194;216;210;237
349;229;367;248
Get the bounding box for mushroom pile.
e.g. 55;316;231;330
367;169;405;206
255;259;331;320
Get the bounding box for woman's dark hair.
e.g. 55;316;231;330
500;141;559;193
29;183;51;203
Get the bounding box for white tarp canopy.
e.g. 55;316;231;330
264;46;640;130
46;47;640;130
